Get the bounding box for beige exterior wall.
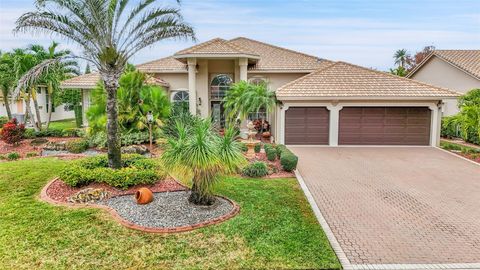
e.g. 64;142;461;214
410;56;480;116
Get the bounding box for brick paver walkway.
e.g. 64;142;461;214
291;147;480;265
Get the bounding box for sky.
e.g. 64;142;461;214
0;0;479;71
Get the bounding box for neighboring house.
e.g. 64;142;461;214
61;37;459;146
406;50;480;116
0;87;75;122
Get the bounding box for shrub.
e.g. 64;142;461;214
0;154;6;160
265;147;277;161
66;139;89;153
254;143;261;153
239;142;248;152
60;154;165;189
276;144;287;158
26;152;39;158
264;143;273;151
242;161;269;178
62;128;84;137
0;118;25;145
461;147;480;155
23;128;36;139
280;149;298;172
440;141;462;151
0;116;8;128
441;115;461;139
88;131;152;148
7;152;20;160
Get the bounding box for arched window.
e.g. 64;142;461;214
210;74;232;100
172;90;189;103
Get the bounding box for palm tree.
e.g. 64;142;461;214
393;49;411;68
15;0;195;168
162;119;246;205
223;81;277;126
0;52;15;119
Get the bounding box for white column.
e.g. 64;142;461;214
429;104;441;147
327;104;342;146
187;58;197;115
279;105;289;144
81;89;89;127
239;58;248;81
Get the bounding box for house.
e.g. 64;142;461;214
406;50;480;116
61;37;460;146
0;87;75;122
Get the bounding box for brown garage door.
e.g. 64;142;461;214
285;107;329;145
339;107;431;145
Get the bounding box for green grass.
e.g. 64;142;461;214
0;158;340;270
48;119;77;130
440;140;480;154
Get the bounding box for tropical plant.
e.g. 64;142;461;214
1;118;25;145
0;52;16;119
393;49;412;69
242;161;268;178
15;0;195;168
87;69;171;134
389;66;408;77
223;81;277;125
162;119;246;205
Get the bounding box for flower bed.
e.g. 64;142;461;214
0;137;80;160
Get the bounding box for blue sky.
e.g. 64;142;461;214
0;0;479;71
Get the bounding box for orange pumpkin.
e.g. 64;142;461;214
135;188;154;204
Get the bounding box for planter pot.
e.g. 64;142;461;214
262;132;271;138
135;188;153;204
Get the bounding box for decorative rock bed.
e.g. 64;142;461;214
100;191;236;229
41;178;240;233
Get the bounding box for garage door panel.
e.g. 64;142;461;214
285;107;329;145
339;107;431;145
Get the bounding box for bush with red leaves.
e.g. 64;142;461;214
1;118;25;145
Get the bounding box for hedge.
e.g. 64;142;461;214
60;154;166;189
275;144;298;172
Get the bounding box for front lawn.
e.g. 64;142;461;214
0;158;340;269
48;119;78;130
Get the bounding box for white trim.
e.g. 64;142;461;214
277;96;454;101
294;170;353;269
174;53;260;60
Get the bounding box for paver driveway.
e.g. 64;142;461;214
290;147;480;267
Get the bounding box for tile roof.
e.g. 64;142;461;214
228;37;330;71
407;50;480;79
61;72;101;89
276;61;461;99
174;38;258;56
136;56;187;73
61;72;170;89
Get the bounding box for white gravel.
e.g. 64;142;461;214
101;191;234;228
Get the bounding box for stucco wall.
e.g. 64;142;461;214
410;56;480;116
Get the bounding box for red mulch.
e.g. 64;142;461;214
46;178;187;203
0;137;79;158
248;152;295;178
452;151;480;164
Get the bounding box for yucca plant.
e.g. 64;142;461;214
15;0;195;168
162;119;246;205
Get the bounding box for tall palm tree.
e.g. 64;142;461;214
15;0;195;168
162;119;246;205
393;49;411;68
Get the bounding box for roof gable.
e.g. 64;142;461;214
174;38;258;57
277;61;461;99
407;50;480;80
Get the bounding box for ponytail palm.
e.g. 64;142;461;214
15;0;195;168
162;119;246;205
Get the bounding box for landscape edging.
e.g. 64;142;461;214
39;178;240;234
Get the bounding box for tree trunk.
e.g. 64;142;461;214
45;83;53;130
188;181;216;206
24;92;39;131
102;72;122;169
2;88;12;119
31;87;42;130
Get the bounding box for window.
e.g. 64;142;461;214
172;90;189;103
210;74;232;100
